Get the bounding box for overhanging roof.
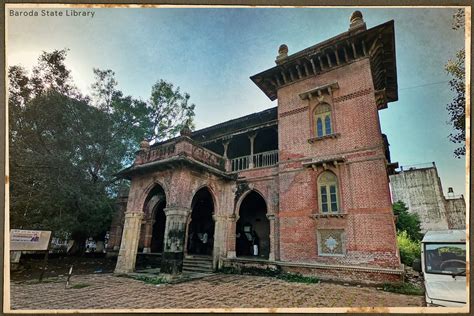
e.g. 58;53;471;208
250;20;398;104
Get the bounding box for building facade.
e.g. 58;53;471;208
390;163;466;233
110;12;404;283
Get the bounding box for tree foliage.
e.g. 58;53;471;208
149;80;195;141
393;201;422;242
9;49;195;245
396;231;421;267
445;9;465;158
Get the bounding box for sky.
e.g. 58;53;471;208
6;6;468;196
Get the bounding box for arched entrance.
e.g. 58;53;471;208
143;184;166;253
187;187;215;256
150;200;166;253
236;191;270;259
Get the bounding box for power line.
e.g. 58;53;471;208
399;80;450;91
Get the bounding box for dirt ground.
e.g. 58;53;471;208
10;254;117;282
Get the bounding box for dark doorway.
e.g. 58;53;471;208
187;188;215;256
150;200;166;253
236;191;270;259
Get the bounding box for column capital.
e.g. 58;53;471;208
248;132;258;140
228;213;238;221
124;211;144;219
266;213;276;220
163;207;191;217
212;214;228;222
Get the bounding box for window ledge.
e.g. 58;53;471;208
308;133;340;144
310;213;347;219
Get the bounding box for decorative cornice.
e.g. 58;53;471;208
279;106;309;118
308;133;341;144
333;88;372;103
251;20;397;105
310;213;348;219
299;82;339;101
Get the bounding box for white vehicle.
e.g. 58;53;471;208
414;230;467;307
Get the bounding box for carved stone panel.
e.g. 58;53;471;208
317;229;345;256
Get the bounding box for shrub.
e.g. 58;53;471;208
382;282;424;296
393;201;422;242
131;274;166;285
397;231;421;266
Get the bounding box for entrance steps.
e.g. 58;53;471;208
183;255;213;273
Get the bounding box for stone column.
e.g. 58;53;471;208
212;214;228;269
267;213;276;261
142;220;154;253
223;140;232;172
114;212;143;274
160;207;191;275
226;214;238;258
248;133;256;169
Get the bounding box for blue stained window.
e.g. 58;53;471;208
330;185;338;212
320;186;328;212
325;115;332;135
317;118;323;137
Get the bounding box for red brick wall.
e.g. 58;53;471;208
276;58;400;269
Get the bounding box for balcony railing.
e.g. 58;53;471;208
230;150;279;172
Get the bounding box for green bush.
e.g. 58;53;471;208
382;282;424;296
397;231;421;266
393;201;422;242
127;274;166;285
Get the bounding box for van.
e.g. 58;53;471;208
413;229;467;307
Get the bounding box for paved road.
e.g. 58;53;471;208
10;273;424;310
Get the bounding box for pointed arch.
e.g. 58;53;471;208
317;170;340;214
313;102;333;137
187;186;215;255
236;190;270;259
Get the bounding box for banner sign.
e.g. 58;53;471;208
10;229;52;251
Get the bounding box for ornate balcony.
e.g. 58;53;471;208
230;150;279;172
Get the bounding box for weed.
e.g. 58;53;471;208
277;272;319;284
218;266;319;284
130;274;166;285
382;282;424;296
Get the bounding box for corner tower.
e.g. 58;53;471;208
251;11;401;273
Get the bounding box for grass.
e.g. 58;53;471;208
382;282;424;296
129;274;167;285
70;283;91;289
218;266;319;284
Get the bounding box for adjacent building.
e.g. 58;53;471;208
390;162;466;233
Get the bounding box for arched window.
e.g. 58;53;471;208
314;103;333;137
318;171;339;213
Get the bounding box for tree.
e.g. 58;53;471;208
9;50;196;250
392;201;422;242
445;9;465;158
149;79;195;142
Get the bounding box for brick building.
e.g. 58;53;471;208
110;11;404;283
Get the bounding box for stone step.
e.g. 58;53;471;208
184;258;213;264
183;257;212;263
182;266;213;273
183;256;213;273
183;261;212;267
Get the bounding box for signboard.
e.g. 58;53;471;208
10;229;52;251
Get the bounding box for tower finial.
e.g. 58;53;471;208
349;10;366;31
275;44;288;65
